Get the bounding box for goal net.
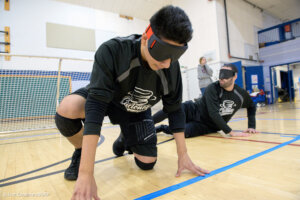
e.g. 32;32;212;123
0;55;93;133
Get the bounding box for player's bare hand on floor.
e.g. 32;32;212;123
176;152;210;177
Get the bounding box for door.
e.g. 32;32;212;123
230;61;243;88
272;68;278;101
288;70;295;100
244;66;264;92
280;70;295;100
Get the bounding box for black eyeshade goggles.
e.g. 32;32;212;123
145;25;188;62
219;69;236;79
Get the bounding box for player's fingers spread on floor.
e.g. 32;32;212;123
176;167;184;177
93;194;100;200
94;195;100;200
189;165;204;176
196;165;210;174
201;167;210;174
84;193;92;200
249;129;256;134
195;168;205;176
241;132;250;137
71;192;80;200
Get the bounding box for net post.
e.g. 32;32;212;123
56;58;63;111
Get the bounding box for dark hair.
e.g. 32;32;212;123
223;63;238;73
150;5;193;44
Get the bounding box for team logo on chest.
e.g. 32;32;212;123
219;100;236;116
121;87;157;112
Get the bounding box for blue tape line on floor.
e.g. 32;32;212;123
135;136;300;200
280;135;297;138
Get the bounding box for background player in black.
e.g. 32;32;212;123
55;6;209;200
154;64;259;138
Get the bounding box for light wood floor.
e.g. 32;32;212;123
0;101;300;200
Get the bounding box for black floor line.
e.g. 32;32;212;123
0;136;59;146
0;137;174;187
0;135;105;184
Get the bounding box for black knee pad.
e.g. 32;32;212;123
134;157;157;170
55;112;83;137
121;119;157;147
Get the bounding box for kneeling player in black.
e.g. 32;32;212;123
55;5;209;200
153;64;259;138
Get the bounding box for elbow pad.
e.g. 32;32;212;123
84;95;108;135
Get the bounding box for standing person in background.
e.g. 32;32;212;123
197;57;213;95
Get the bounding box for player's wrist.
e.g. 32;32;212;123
78;170;94;179
175;143;187;156
177;150;188;160
173;132;187;155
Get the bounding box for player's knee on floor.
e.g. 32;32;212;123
134;157;157;170
55;112;82;137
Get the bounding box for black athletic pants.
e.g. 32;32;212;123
152;101;218;138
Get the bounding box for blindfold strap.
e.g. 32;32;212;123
146;25;159;50
145;25;152;38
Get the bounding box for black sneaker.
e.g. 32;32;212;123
113;132;126;156
113;132;132;156
64;148;81;180
155;125;172;135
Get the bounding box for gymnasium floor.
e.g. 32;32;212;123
0;101;300;200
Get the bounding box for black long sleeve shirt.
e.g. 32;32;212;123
194;81;256;134
84;35;185;135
